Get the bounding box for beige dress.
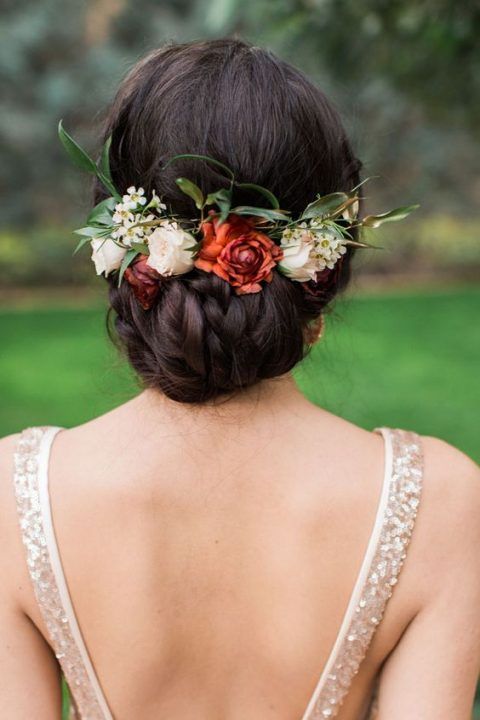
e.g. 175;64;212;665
12;425;424;720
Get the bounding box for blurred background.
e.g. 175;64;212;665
1;2;478;436
0;1;479;715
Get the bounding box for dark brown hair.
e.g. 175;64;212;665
95;38;362;403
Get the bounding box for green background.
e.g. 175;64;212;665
2;285;478;463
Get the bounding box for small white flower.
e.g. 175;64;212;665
120;216;146;246
111;226;125;240
122;186;147;209
112;202;134;225
146;220;196;277
148;189;167;212
90;238;127;276
279;222;347;281
113;213;156;246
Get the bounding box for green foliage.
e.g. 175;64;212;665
58;121;120;200
165;154;235;181
117;248;138;286
229;205;289;222
301;193;350;221
99;136;113;182
362;205;420;228
207;189;232;224
86;198;117;227
235;183;280;209
175;178;204;209
58;120;97;174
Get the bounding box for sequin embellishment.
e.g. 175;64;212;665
13;427;109;720
303;428;424;720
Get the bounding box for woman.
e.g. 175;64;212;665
1;38;479;720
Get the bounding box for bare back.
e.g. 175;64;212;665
2;380;480;720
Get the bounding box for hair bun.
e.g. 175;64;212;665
102;38;361;402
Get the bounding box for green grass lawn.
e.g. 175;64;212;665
1;283;479;718
1;284;478;460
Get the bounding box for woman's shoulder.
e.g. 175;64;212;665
383;429;480;547
415;432;480;515
420;432;480;533
397;431;480;607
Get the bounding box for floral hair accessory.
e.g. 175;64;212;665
58;121;419;309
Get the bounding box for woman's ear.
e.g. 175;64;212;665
304;314;325;345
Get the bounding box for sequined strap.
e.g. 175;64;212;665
301;427;424;720
13;427;113;720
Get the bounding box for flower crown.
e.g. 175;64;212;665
59;121;418;309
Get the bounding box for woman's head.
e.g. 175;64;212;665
98;38;362;403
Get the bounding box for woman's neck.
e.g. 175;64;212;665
128;373;313;433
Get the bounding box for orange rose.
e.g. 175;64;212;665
194;213;283;295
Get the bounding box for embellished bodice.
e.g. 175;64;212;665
12;425;424;720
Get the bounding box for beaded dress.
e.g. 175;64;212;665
12;425;424;720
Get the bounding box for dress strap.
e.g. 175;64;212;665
301;427;424;720
13;427;113;720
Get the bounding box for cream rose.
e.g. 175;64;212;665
146;221;196;276
90;238;127;276
279;223;347;282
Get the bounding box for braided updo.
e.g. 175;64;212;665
97;38;362;403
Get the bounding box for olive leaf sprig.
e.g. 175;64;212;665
165;153;419;250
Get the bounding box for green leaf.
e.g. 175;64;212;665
163;153;235;181
98;136;113;181
95;170;122;202
58;121;121;201
117;249;139;287
205;188;230;207
72;236;93;255
73;226;111;238
130;241;149;254
362;204;420;228
175;178;204;209
230;206;290;222
184;242;200;254
344;238;377;249
301;192;349;220
206;188;232;207
234;182;280;209
349;176;377;194
58;120;97;174
86;197;116;227
205;188;232;224
329;196;359;221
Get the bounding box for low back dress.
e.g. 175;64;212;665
12;425;424;720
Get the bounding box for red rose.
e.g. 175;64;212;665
194;213;283;295
124;254;161;310
301;261;343;302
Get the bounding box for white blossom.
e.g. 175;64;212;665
278;222;347;282
113;213;155;246
146;221;196;277
122;186;147;210
112;202;134;225
90;238;126;276
148;189;167;212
